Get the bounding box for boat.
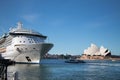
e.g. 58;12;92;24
65;59;85;63
0;22;53;63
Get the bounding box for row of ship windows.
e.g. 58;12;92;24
16;36;43;43
17;36;34;38
18;38;42;43
17;47;36;50
17;36;41;40
19;41;40;43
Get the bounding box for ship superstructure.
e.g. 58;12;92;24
0;22;53;63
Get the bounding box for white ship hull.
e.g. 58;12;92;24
1;43;53;63
0;22;53;63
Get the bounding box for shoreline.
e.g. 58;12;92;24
78;55;120;61
79;58;120;61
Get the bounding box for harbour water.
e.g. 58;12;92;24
8;59;120;80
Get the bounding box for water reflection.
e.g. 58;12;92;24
7;59;120;80
8;64;50;80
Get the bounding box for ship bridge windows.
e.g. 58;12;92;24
13;35;45;44
27;37;39;43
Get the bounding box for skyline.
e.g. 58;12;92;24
0;0;120;55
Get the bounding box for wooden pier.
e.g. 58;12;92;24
0;59;15;80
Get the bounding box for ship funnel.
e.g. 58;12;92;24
17;22;23;29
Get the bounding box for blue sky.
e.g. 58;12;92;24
0;0;120;55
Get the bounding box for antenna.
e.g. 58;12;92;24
17;22;23;29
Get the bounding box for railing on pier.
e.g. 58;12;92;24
0;59;15;80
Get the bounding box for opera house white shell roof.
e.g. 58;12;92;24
83;44;111;56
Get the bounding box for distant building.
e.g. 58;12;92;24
44;53;80;59
83;43;111;56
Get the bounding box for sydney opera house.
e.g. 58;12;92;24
83;44;111;56
80;44;111;60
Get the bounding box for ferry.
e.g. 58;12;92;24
0;22;53;63
65;59;85;63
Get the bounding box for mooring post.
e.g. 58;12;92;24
5;65;8;80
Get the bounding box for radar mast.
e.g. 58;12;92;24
17;22;23;29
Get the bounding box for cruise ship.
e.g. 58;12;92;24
0;22;53;63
